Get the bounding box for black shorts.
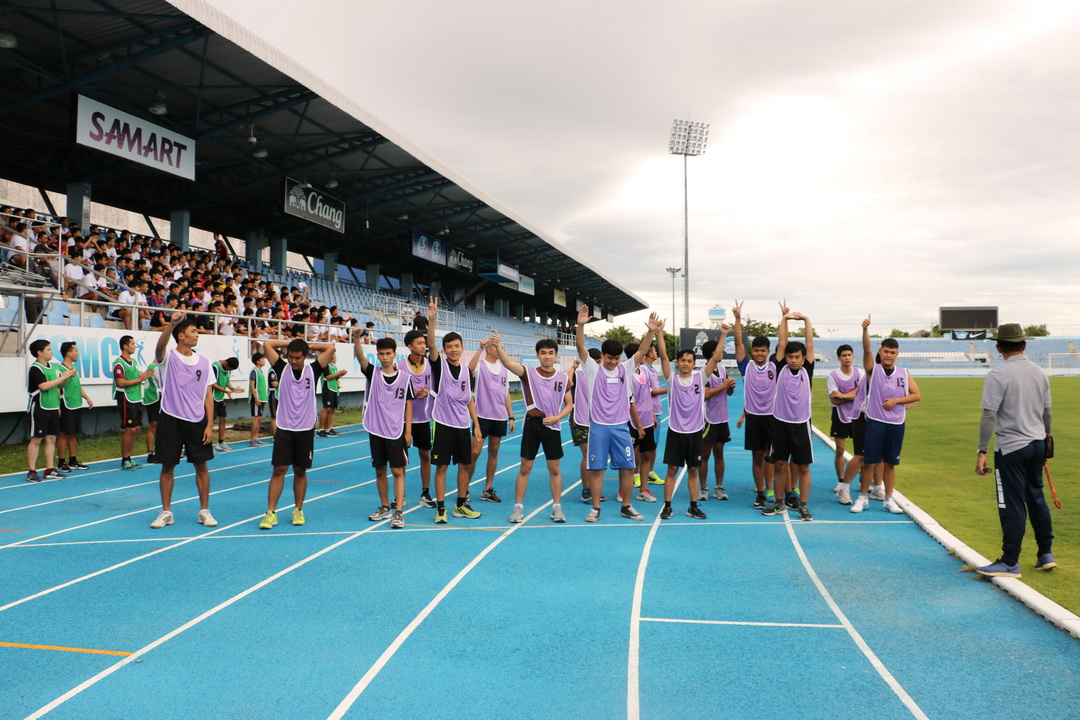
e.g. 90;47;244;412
144;399;160;424
59;406;82;436
701;421;731;446
272;428;315;469
864;419;904;466
371;433;409;469
571;422;589;447
431;422;472;466
213;399;229;419
830;407;853;439
771;420;814;466
322;389;339;409
520;416;564;460
663;428;703;468
478;418;508;438
117;397;142;429
268;394;278;419
250;399;265;418
630;423;657;452
743;413;774;453
850;414;867;457
156;412;214;466
30;406;60;438
411;421;432;451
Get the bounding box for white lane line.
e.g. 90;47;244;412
0;441;370;549
0;454;375;614
639;617;844;629
783;512;930;719
627;466;686;720
326;440;576;719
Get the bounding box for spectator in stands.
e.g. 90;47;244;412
412;309;428;333
8;222;30;268
355;321;375;344
62;248;89;298
214;234;229;260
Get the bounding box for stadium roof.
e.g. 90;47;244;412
0;0;648;317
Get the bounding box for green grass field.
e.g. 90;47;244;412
812;376;1079;614
2;382;1076;614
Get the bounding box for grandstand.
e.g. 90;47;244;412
805;336;1080;375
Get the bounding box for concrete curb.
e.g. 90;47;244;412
810;424;1080;641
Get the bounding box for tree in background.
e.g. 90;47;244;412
889;328;911;338
603;325;637;346
662;331;678;358
742;317;778;338
792;327;820;338
1024;324;1050;337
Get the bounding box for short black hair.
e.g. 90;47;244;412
29;339;50;357
120;334;134;348
60;341;77;358
785;341;806;357
251;352;264;363
997;339;1026;353
535;338;558;352
700;340;718;358
224;357;239;370
601;338;623;358
442;332;463;348
172;318;196;340
837;344;853;356
287;338;310;356
881;338;899;350
677;349;695;361
751;336;770;349
623;342;640;359
404;330;424;346
376;337;397;352
587;348;602;361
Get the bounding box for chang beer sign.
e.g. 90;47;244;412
284;178;345;233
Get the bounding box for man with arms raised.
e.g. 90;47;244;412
400;329;436;508
732;301;776;509
151;312;217;529
491;332;572;523
468;337;516;503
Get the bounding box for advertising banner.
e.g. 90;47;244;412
411;230;447;265
446;245;475;274
553;288;566;307
517;274;535;296
75;95;195;180
284;177;345;233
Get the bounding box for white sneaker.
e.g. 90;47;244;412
509;505;524;523
636;488;657;503
551;505;566;523
585;508;600;523
697;488;708;502
213;443;229;453
870;484;887;501
617;490;624;503
713;486;728;501
836;484;852;505
198;509;218;527
882;497;905;515
850;495;869;514
150;510;174;529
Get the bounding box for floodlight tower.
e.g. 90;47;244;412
668;119;709;335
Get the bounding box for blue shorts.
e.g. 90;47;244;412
863;419;905;466
586;422;636;471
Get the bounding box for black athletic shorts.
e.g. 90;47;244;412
830;407;854;439
156;412;214;466
431;422;472;466
850;413;867;457
702;421;731;446
144;399;160;424
213;399;227;419
117;397;142;429
663;428;703;468
322;389;339;409
272;428;315;469
268;394;278;419
478;418;508;438
771;420;814;466
520;416;564;460
30;406;60;438
59;406;82;436
411;421;432;451
743;413;774;454
630;423;657;452
250;399;265;418
370;433;409;469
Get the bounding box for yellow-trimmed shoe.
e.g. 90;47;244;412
259;510;277;530
292;508;305;526
434;509;448;524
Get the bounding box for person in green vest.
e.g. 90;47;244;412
142;361;160;463
58;341;94;473
27;338;76;482
249;351;270;447
316;348;347;438
113;334;155;471
211;356;242;453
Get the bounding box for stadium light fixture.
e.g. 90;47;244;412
666;266;681;327
147;90;167;116
668;118;709;336
326;178;338;189
0;13;17;49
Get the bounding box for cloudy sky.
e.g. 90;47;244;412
212;0;1080;336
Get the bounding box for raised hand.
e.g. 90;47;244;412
169;310;185;324
732;301;743;320
490;331;502;347
778;299;790;317
862;315;872;330
577;304;590;325
428;296;438;320
719;322;732;334
646;312;662;332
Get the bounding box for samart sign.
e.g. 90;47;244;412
284;177;345;233
75;95;195;181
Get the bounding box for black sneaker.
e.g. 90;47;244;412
753;493;767;509
798;503;813;521
58;462;71;473
327;428;339;436
147;453;157;464
315;430;328;438
761;502;786;516
660;505;673;520
785;494;800;511
581;487;592;503
26;470;41;483
686;506;707;519
419;491;436;508
70;461;90;470
42;468;67;480
480;487;502;503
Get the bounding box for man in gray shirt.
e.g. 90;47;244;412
975;323;1054;578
